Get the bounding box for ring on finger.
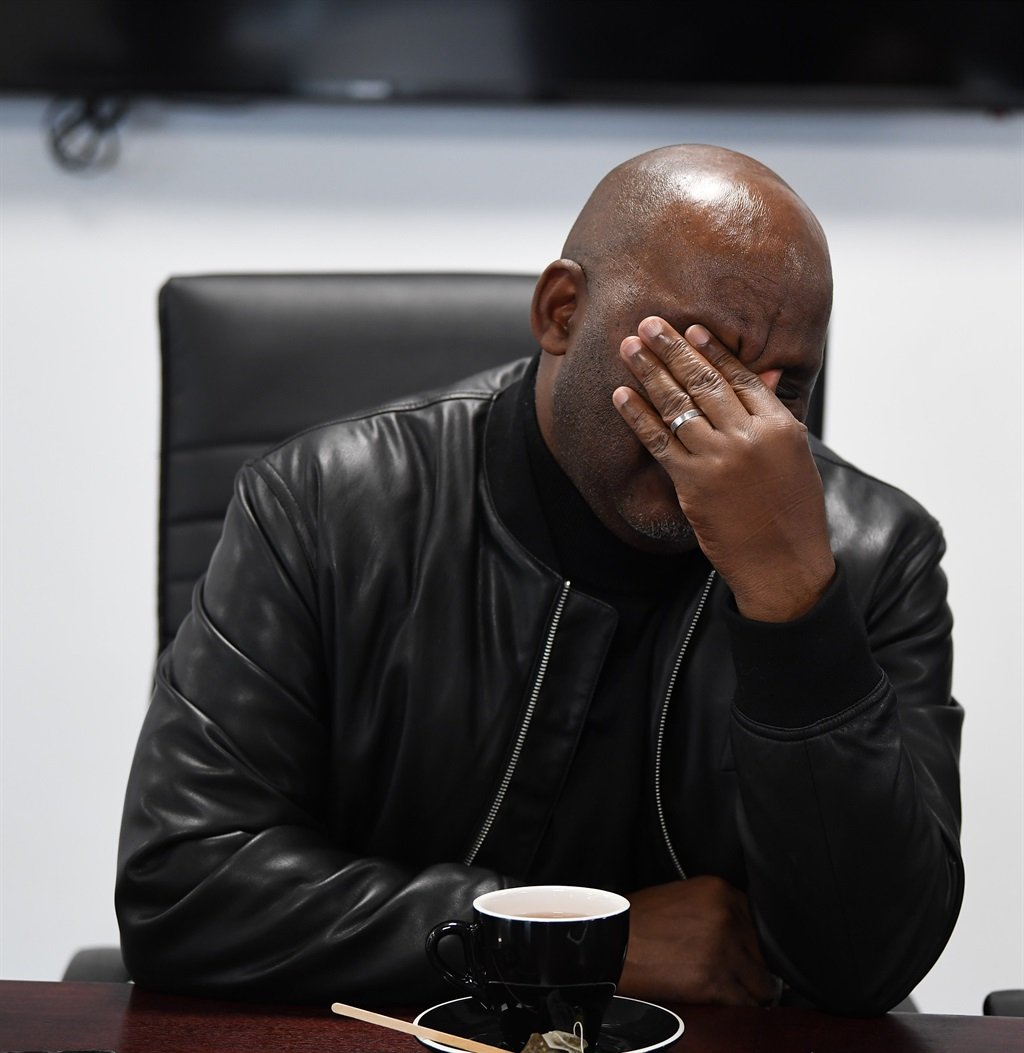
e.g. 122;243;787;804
669;408;705;435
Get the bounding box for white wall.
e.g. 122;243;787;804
1;97;1021;1015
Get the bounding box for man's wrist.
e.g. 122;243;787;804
730;553;837;624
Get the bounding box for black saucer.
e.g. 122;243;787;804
413;995;684;1053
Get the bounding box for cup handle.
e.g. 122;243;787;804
425;919;487;1001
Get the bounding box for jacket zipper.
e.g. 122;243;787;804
463;579;572;867
654;568;717;879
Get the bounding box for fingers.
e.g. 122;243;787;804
612;383;691;468
720;883;778;1006
620;317;783;431
682;322;783;418
732;942;780;1006
620;329;738;435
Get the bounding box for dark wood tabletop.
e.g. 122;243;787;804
1;980;1021;1053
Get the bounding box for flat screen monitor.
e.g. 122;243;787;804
1;0;1020;109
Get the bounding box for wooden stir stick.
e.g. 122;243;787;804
331;1001;510;1053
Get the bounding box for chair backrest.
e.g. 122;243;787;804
157;272;539;652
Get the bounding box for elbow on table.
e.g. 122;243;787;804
769;840;965;1017
114;877;203;997
779;899;964;1016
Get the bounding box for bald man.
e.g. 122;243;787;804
117;146;963;1017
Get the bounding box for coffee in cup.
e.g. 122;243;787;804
425;885;630;1050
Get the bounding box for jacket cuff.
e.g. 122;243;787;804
727;563;883;730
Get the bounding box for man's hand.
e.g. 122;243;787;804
612;316;835;622
618;877;778;1006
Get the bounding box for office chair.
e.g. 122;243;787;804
62;272;539;982
153;272;538;652
984;990;1024;1017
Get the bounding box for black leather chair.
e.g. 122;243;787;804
63;272;539;982
984;990;1024;1017
154;272;538;651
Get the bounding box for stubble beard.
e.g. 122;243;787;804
550;342;697;553
617;497;696;546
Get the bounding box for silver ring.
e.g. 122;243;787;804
669;409;705;435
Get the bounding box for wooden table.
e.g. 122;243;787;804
1;980;1021;1053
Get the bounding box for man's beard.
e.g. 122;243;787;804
614;492;697;547
549;332;700;553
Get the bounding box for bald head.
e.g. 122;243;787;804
562;144;831;304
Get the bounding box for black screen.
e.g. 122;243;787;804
1;0;1020;109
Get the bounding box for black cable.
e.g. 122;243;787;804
46;97;130;173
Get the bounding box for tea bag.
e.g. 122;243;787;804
519;1023;587;1052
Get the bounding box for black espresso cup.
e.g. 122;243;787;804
425;885;630;1050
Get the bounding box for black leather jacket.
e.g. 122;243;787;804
116;360;963;1015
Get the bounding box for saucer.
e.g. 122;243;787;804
413;995;684;1053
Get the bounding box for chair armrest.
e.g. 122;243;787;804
62;946;130;982
984;990;1024;1017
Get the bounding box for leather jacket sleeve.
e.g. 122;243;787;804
726;503;963;1015
116;462;508;1005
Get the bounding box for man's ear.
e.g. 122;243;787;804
530;259;585;356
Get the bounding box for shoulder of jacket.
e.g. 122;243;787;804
239;358;530;523
810;434;946;598
812;435;938;523
256;358;529;464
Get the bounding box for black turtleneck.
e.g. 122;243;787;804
488;360;710;891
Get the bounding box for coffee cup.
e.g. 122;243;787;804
425;885;630;1050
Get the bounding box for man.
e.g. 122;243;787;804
116;145;963;1016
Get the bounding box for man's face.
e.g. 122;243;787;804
545;237;832;554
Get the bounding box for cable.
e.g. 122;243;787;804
46;97;130;173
